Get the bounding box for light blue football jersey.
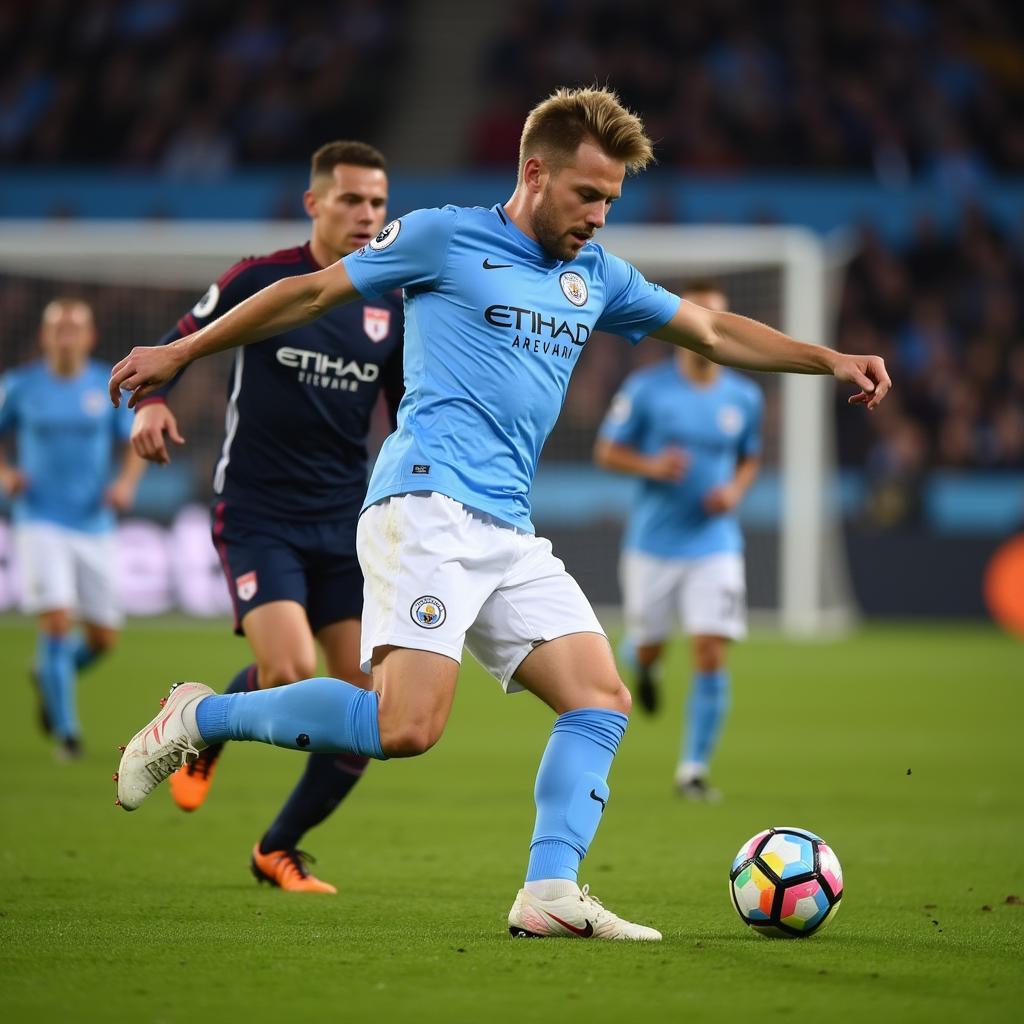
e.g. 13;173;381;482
0;360;133;533
344;204;680;531
599;359;763;558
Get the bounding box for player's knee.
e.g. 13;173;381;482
378;719;441;758
40;609;72;636
611;680;632;717
258;657;317;689
694;635;726;672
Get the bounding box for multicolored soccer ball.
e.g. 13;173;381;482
729;826;843;938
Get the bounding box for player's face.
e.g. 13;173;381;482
306;164;389;260
532;140;624;261
40;303;95;374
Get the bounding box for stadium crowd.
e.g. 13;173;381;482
0;0;407;171
471;0;1024;182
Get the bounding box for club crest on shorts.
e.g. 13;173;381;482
411;595;446;629
363;306;391;342
559;271;588;307
369;219;401;251
236;571;258;602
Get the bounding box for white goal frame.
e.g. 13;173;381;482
0;220;855;636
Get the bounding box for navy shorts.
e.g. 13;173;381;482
212;501;363;636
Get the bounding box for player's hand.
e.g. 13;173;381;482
0;465;27;497
833;354;891;411
109;344;187;409
132;402;185;465
105;477;137;513
647;446;689;483
704;483;741;514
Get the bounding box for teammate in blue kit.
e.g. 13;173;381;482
128;141;403;893
109;87;890;940
0;298;145;759
595;281;761;801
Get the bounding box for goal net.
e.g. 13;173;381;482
0;220;856;634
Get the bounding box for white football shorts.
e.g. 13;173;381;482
14;521;123;627
357;492;606;691
620;548;747;645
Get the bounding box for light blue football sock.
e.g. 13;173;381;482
682;669;730;768
194;677;386;759
526;708;628;883
38;633;78;740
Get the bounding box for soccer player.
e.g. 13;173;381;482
0;298;145;759
129;140;403;893
594;280;761;801
108;87;890;940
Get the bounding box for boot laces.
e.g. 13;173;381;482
145;736;199;784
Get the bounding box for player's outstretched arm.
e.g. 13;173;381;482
652;301;891;410
109;262;361;408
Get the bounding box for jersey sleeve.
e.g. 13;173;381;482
739;384;764;459
138;259;262;406
598;373;649;448
595;252;681;345
0;370;20;436
343;207;459;299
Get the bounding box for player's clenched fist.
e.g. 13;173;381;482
108;344;187;408
131;403;185;465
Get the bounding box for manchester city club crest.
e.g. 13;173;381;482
411;595;446;629
559;271;588;306
369;219;401;251
717;404;744;436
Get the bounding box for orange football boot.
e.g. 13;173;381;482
250;845;338;894
169;743;223;811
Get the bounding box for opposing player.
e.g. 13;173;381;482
108;87;890;940
130;140;403;892
595;280;761;800
0;298;145;758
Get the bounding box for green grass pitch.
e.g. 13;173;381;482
0;617;1021;1023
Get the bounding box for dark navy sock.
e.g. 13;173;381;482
260;752;370;853
224;664;258;695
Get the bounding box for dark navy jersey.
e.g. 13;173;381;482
142;242;404;522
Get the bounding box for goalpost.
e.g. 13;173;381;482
0;220;856;635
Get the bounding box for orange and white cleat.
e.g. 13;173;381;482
250;844;338;894
169;744;224;812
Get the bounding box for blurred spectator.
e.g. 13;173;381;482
837;203;1024;473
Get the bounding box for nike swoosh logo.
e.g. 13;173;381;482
545;911;594;937
590;789;607;812
482;258;513;270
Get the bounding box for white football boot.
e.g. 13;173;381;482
508;883;662;941
114;682;213;811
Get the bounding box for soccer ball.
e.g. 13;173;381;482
729;826;843;938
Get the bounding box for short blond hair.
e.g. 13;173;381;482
518;86;654;179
